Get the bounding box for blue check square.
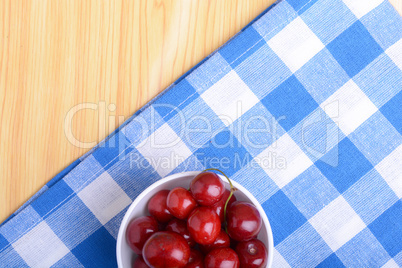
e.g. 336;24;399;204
337;228;391;267
153;79;199;122
287;0;318;14
72;227;116;268
354;54;402;108
288;107;343;165
344;169;399;225
235;44;292;99
361;1;402;50
31;180;74;218
166;96;226;152
92;132;134;169
63;155;104;192
301;0;357;45
315;138;373;193
295;49;349;104
0;234;8;251
193;128;251;176
327;21;383;77
220;27;265;68
231;159;280;204
186;53;232;95
0;247;28;267
170;155;204;175
261;75;318;131
253;2;297;41
53;253;83;268
380;91;402;134
231;102;286;158
123;106;165;147
262;190;307;245
104;208;128;240
283;166;339;219
0;206;41;242
317;253;345;268
46;196;102;249
349;111;402;166
395;253;402;267
106;149;161;200
277;223;332;267
369;201;402;257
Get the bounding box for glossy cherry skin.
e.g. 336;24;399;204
227;201;262;241
204;248;240;268
235;239;268;268
167;187;197;219
132;256;150;268
190;172;225;206
199;230;230;254
126;216;158;254
166;218;196;247
210;189;237;223
184;249;204;268
148;190;172;223
187;207;221;245
142;231;190;268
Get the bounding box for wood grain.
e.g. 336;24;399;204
0;0;401;223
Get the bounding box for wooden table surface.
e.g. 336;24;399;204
1;0;401;223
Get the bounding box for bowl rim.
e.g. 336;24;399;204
116;171;274;268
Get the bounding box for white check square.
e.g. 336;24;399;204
12;221;69;267
78;172;131;225
201;70;259;126
267;17;324;72
343;0;383;19
309;196;366;251
256;133;313;188
382;259;399;268
386;39;402;70
137;123;193;177
321;80;378;136
375;145;402;198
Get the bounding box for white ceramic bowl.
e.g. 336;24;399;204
116;171;274;268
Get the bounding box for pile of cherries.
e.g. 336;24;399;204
126;170;268;268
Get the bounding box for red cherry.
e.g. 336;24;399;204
132;256;149;268
142;231;190;268
235;239;268;268
148;190;172;223
167;187;197;219
190;172;225;206
199;229;230;254
126;216;158;255
204;248;240;268
184;249;204;268
210;189;237;223
187;207;221;245
227;201;262;241
166;218;196;247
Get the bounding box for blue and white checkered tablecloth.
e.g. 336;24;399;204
1;0;401;267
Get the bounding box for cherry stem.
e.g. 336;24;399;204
202;168;235;233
